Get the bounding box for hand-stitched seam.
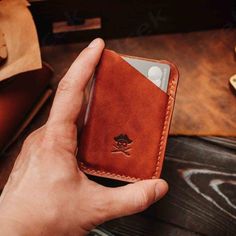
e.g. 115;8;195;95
80;78;176;181
79;162;142;181
152;88;174;178
152;78;175;178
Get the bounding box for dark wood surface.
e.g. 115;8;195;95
94;213;200;236
0;30;236;235
149;136;236;236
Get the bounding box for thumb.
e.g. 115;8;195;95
103;179;168;221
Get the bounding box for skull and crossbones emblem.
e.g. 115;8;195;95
112;134;132;156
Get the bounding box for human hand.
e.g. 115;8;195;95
0;38;168;236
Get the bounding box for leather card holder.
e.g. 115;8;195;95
78;49;179;182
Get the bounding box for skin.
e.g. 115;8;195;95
0;38;168;235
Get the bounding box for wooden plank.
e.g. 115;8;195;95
146;136;236;236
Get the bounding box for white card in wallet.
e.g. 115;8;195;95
122;56;170;92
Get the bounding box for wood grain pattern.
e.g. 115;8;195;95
147;136;236;236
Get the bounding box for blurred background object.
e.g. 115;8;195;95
0;63;53;155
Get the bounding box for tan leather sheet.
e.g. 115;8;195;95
0;0;42;81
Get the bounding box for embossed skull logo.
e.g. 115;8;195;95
112;134;132;156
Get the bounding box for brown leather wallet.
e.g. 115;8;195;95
78;49;179;182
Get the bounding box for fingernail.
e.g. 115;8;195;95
155;179;168;200
88;38;100;48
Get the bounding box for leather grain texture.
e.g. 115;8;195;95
78;49;179;182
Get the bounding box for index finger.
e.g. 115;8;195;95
48;38;105;125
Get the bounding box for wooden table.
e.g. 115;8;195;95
0;30;236;235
